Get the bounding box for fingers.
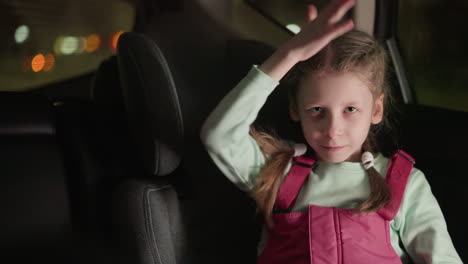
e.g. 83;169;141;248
325;0;356;24
306;5;318;22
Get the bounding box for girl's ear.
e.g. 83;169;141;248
289;95;300;122
371;93;385;124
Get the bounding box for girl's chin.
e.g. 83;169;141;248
317;157;347;163
315;151;360;163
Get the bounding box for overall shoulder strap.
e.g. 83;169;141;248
275;155;316;211
378;150;415;220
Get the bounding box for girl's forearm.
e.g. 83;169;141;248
258;47;299;82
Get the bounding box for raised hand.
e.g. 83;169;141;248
286;0;355;62
259;0;355;81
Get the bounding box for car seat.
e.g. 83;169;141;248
112;32;188;264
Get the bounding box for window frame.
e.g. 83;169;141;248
374;0;415;105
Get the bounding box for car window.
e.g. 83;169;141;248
397;0;468;112
0;0;135;92
245;0;333;34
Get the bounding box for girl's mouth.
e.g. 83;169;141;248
321;145;345;151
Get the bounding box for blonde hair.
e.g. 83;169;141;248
250;30;392;226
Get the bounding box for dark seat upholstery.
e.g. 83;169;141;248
112;33;284;264
113;32;188;264
0;92;132;263
0;92;72;263
0;84;133;263
54;59;135;236
51;55;146;263
396;104;468;261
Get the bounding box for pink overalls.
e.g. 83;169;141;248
258;150;415;264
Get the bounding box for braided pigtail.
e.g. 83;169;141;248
250;126;295;227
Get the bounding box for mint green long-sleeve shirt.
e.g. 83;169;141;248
200;66;462;264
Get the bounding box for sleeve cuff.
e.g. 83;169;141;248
241;65;279;93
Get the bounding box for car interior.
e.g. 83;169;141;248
1;0;467;263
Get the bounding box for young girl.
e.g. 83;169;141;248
200;0;462;263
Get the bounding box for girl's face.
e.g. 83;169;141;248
290;71;384;162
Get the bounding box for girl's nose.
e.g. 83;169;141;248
323;115;343;139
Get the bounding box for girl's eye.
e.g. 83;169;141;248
345;107;357;113
308;107;323;113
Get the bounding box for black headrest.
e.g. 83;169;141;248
117;32;184;176
0;92;55;136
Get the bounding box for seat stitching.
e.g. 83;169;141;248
145;185;172;264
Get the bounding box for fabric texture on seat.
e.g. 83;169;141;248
112;32;188;264
113;178;188;264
